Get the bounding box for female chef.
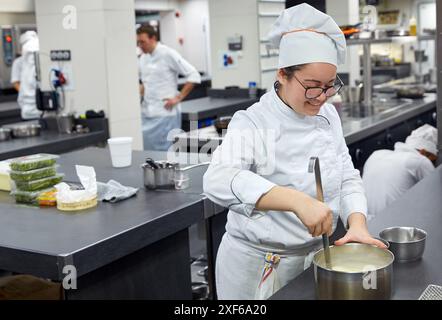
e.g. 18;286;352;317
203;3;386;300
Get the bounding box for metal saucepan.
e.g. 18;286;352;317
56;113;75;134
341;85;363;104
142;160;179;190
142;159;210;190
379;227;426;263
0;128;12;141
313;243;395;300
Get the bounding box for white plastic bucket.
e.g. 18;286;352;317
107;137;133;168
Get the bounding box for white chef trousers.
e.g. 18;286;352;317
215;233;321;300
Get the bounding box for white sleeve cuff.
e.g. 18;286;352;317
340;192;368;228
230;170;276;217
186;71;201;84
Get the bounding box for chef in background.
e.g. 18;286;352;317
137;24;201;151
363;124;437;219
10;31;38;93
10;54;23;92
17;31;41;120
203;3;385;300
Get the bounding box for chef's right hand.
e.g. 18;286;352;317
294;194;333;237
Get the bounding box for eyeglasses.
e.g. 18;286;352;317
292;73;344;100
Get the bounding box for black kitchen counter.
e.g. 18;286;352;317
0;101;21;126
271;165;442;300
0;119;109;161
174;93;437;148
0;147;207;299
180;96;259;122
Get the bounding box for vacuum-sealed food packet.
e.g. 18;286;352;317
9;154;59;172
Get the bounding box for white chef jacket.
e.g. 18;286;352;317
362;142;434;219
18;39;41;120
203;86;367;251
10;56;23;84
138;42;201;118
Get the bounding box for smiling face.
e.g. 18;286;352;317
276;63;338;116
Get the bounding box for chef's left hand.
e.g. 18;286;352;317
335;213;387;249
164;96;182;110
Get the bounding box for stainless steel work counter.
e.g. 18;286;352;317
0;147;206;299
174;93;437;148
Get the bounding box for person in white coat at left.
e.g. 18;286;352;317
17;31;41;120
203;3;386;300
10;31;37;93
10;55;23;92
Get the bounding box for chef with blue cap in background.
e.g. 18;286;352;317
203;3;385;300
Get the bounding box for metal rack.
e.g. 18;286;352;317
347;35;436;107
257;0;285;90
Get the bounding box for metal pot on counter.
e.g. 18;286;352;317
341;84;364;104
313;243;395;300
11;123;41;138
142;159;179;190
141;158;210;190
56;113;75;134
379;227;426;262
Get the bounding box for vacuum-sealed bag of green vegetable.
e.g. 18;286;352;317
10;165;59;182
9;154;59;172
14;174;64;192
11;188;57;205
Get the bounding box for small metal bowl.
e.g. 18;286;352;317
379;227;427;263
0;128;12;141
11;124;41;138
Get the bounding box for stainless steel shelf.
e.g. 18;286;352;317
260;53;279;58
261;67;278;73
258;13;280;17
347;34;435;46
258;0;285;3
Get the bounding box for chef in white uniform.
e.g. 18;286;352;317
10;31;35;92
203;3;386;300
137;25;201;151
10;56;23;92
17;31;41;120
363;124;437;219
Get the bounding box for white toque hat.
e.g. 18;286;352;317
405;124;438;155
268;3;346;68
21;36;39;55
19;31;38;46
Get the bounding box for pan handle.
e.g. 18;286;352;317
178;161;211;172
